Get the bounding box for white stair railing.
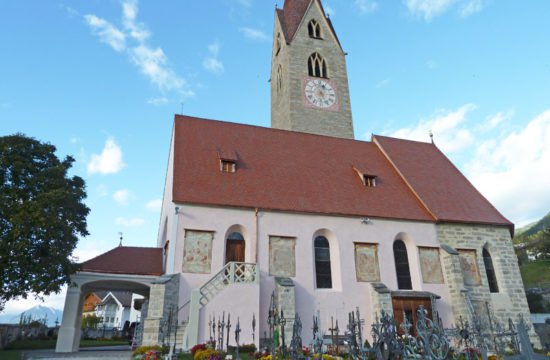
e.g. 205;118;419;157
183;262;258;349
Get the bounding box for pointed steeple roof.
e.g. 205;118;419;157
276;0;342;50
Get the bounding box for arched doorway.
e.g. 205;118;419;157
225;232;245;263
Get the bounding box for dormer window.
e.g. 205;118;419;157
217;149;238;173
364;175;377;187
220;159;236;173
353;166;377;187
308;19;322;39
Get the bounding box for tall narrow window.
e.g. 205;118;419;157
483;248;499;293
393;240;412;290
275;33;281;56
308;53;327;78
314;236;332;288
276;65;283;93
308;19;322;38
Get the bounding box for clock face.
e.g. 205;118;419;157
304;78;337;109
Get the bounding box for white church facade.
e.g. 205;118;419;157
56;0;537;352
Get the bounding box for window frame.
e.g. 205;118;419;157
314;235;333;289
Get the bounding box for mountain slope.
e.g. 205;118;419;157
0;305;63;327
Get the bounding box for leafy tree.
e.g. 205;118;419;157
0;134;89;310
81;314;103;330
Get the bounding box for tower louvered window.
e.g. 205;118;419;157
483;248;499;293
308;52;327;78
314;236;332;288
308;19;322;38
393;240;412;290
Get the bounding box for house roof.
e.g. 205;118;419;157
172;115;434;222
101;291;134;307
80;246;163;276
373;135;512;228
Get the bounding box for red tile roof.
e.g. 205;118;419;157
278;0;310;43
277;0;341;49
373;135;512;227
172;115;434;222
80;246;163;276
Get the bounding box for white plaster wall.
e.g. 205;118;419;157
198;283;260;347
173;204;453;345
157;127;176;249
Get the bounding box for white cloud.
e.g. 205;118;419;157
84;1;193;98
459;0;483;17
146;199;162;212
376;78;391;88
122;0;150;42
240;27;269;42
113;189;131;205
324;4;336;16
477;110;513;132
203;42;224;74
96;184;109;197
115;217;146;227
465;110;550;225
389;104;476;153
2;287;68;316
234;0;252;7
355;0;378;15
84;14;126;52
147;97;169;105
403;0;484;20
130;45;187;91
87;137;125;175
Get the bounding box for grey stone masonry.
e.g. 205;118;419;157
141;274;180;346
436;223;540;347
370;283;393;319
271;1;354;139
275;277;296;347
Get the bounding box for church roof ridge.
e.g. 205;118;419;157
171;115;512;228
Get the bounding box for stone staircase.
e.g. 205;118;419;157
176;262;259;349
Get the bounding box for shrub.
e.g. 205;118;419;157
132;345;169;356
191;343;207;356
194;348;223;360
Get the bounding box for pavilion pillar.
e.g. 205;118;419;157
56;286;84;353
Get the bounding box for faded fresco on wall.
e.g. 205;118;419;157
459;249;481;286
182;230;213;274
419;247;444;284
354;243;380;282
269;236;296;277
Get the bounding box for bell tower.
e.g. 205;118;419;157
270;0;354;139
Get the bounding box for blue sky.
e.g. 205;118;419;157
1;0;550;313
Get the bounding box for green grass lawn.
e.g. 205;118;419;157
0;350;22;360
2;338;129;351
520;260;550;288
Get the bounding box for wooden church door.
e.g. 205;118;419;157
392;296;433;336
225;232;245;263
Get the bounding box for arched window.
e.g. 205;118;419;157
483;248;499;293
314;236;332;288
393;240;412;290
276;65;283;93
308;19;322;38
308;52;327;78
275;33;281;56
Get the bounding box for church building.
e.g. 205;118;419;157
55;0;537;352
